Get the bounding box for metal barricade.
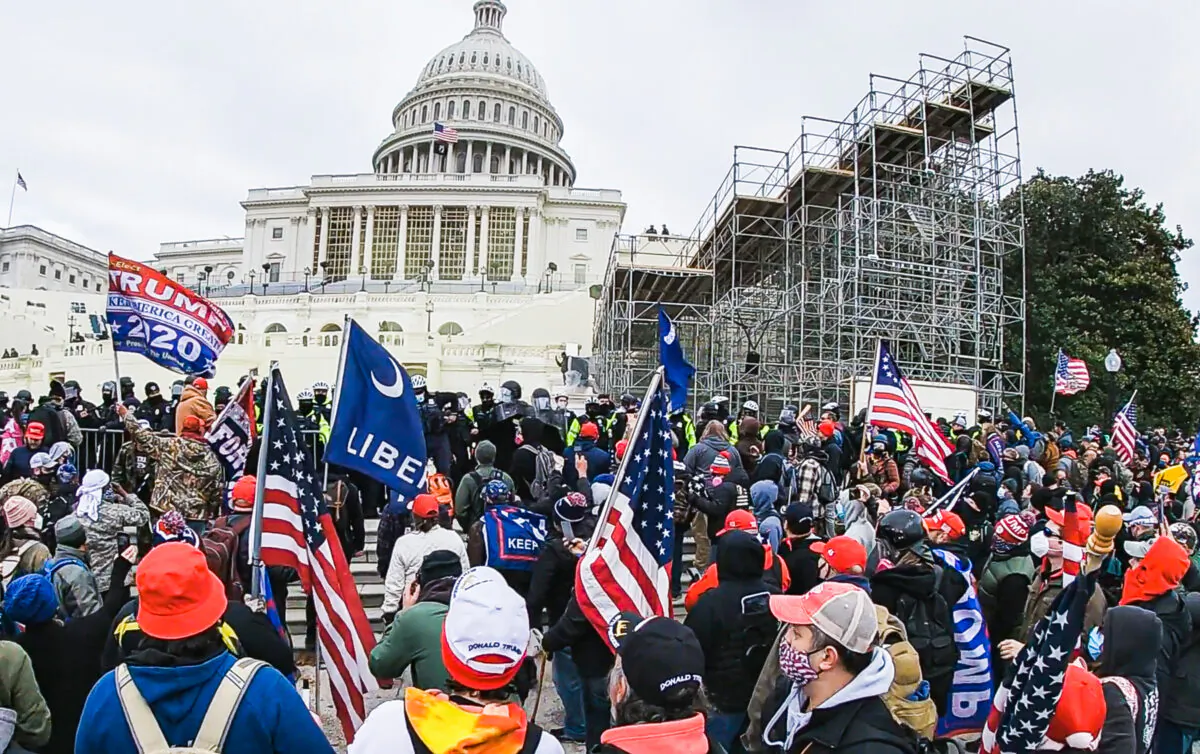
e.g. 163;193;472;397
77;428;128;475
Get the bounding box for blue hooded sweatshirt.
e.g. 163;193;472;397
75;651;334;754
750;480;783;553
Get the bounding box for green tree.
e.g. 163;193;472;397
1003;169;1200;430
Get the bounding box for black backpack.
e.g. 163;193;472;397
816;464;838;508
468;469;507;511
891;566;958;682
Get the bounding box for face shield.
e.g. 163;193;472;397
534;396;551;411
500;387;514;403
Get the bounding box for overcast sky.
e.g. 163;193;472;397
3;1;1199;310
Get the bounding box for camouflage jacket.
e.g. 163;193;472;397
80;492;150;593
0;478;49;507
111;441;157;503
124;414;224;521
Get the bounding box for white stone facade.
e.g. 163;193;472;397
0;225;108;295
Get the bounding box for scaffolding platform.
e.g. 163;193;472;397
594;36;1025;416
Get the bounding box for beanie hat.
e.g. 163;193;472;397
418;550;464;587
230;475;257;513
2;496;37;529
992;513;1031;554
441;567;529;690
54;515;87;548
615;439;628;460
3;575;59;626
710;453;732;476
474;440;497;466
153;510;201;549
56;463;78;485
554;492;589;524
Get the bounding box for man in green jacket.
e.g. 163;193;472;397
454;442;514;532
369;551;462;690
0;640;51;752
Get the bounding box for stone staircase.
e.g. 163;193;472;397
283;518;700;643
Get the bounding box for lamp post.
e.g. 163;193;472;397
197;271;208;297
477;265;487;293
541;261;557;294
261;263;270;295
303;267;311;293
1104;348;1122;422
319;261;329;293
247;269;256;294
203;265;213;296
420;259;435;293
425;298;435;333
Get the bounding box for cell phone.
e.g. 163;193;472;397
116;532;131;550
741;591;770;617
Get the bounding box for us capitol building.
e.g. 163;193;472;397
0;0;625;395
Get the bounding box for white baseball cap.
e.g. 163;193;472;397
440;566;529;690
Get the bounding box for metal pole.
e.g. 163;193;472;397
586;367;665;552
321;313;353;493
6;175;17;227
110;341;123;388
249;365;277;599
859;339;883;465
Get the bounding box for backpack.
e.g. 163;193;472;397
43;554;87;580
518;444;555;501
761;452;794;504
115;657;265;753
467;469;506;513
1;541;39;588
891;566;958;683
816;464;838;508
875;606;938;741
202;516;252;602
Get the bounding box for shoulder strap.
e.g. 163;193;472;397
518;722;544;754
115;663;171;754
1101;676;1139;722
191;658;267;751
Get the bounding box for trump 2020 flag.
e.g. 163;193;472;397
658;307;694;413
325;319;427;503
107;254;234;376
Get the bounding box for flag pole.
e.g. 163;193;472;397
6;174;17;228
249;363;278;599
585;367;665;553
859;339;883;467
322;313;353;493
1049;349;1059;416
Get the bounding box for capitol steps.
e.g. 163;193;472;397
283;517;698;645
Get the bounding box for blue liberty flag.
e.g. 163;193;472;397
658;307;694;413
326;320;427;504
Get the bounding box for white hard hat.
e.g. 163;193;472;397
312;380;331;391
822;402;839;413
411;375;427;390
711;395;730;405
297;388;314;400
743;400;759;412
479;383;494;395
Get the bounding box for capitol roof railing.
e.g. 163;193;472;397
0;225;107;266
158;238;244;254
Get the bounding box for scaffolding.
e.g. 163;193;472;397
593;36;1025;418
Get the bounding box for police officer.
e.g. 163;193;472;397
134;382;169;431
295;388;330;463
63;380;99;430
118;376;140;408
311;380;333;422
95;381;123;428
669;406;697;455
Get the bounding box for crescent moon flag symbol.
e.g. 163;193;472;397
370;357;406;399
664;324;677;345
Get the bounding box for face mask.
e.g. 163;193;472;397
500;388;513;403
556;399;568;410
20;413;29;424
1029;531;1050;558
299;401;313;414
534;397;551;411
778;641;820;686
480;396;494;407
586;406;599;417
313;393;326;405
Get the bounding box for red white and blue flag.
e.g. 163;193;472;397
257;371;377;741
107;254;234;376
433;122;459;143
1054;349;1091;395
866;341;955;482
577;376;674;649
1113;395;1138;465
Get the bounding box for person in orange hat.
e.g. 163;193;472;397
75;543;334;754
684;509;790;611
174;375;215;436
923;509;967;553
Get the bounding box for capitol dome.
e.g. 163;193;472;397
372;0;576;187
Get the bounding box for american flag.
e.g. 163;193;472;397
1053;349;1090;395
980;570;1098;753
15;172;26;191
433;122;459;143
257;371;377;741
866;341;955;482
577;376;674;648
1113;396;1138;464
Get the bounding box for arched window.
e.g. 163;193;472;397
534;115;539;133
483;53;489;66
508;106;516;125
421;105;428;123
493;103;501;122
437;322;464;337
478;100;486;120
506;57;513;72
437;59;444;72
517;63;523;77
456;151;467;173
433;102;441;121
447;100;455;119
320;322;342;348
264;323;287;333
459;52;465;65
463;100;471;119
418;153;428;172
470;52;477;65
543;122;548;138
473;152;484;173
490;155;500;174
521;111;528;129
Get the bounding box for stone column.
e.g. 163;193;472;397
513;207;525;281
394;204;408;282
363;205;376;279
527;207;544;287
244;218;257;271
521;150;529;175
350;205;363;275
466;142;474;174
318;207;331;268
536;156;544;183
479;206;491;278
466;205;478;275
288;216;302;274
429;141;437;173
430;205;443;281
302;208;317;270
485;143;493;174
504;146;512;175
448;142;456;173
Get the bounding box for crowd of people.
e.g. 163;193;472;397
0;375;1196;753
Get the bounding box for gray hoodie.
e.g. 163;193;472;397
683;434;743;478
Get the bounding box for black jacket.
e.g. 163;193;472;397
777;535;823;596
1126;588;1193;704
690;479;741;543
1096;605;1161;754
27;402;66;447
509;418;549;503
760;673;918;754
543;595;615;679
683;531;779;713
526;535;578;630
1162;592;1200;728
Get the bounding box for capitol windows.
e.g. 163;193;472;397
271;227;283;240
447;101;456;120
521;111;528;129
421;105;429;123
493;103;501;122
463;101;471;119
508;106;516;125
69;274;76;285
433;102;441;121
534;115;539;133
54;269;62;281
371;206;400;280
490;155;501;174
39;264;46;276
576;228;588;242
324;207;354;280
456;151;468;173
470;52;477;65
483;53;489;66
488;207;517;279
478;100;486;120
473;153;484;173
575;264;588;285
405;206;434;279
439;207;469;281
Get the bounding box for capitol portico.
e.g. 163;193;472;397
0;0;625;397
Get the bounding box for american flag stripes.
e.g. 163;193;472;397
433;122;459;143
15;172;26;191
1053;349;1090;395
577;375;674;649
866;341;955;482
1113;396;1138;464
980;570;1098;753
257;371;377;741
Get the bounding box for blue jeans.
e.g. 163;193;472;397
706;712;747;754
582;674;610;751
551;649;586;740
1154;720;1198;754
